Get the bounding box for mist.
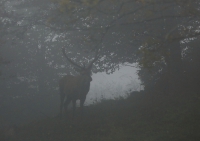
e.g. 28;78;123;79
0;0;199;140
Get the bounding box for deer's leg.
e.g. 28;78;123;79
59;91;65;119
80;96;86;115
72;99;76;118
64;98;71;117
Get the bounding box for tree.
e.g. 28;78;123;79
49;0;200;94
1;0;200;97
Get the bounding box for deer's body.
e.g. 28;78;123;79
59;75;92;118
59;48;97;118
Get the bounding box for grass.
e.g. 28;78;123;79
1;91;200;141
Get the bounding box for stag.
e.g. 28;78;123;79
59;48;98;118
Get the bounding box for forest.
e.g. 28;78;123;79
0;0;200;140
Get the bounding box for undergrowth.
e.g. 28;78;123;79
1;91;200;141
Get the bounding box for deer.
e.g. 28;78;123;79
59;47;98;118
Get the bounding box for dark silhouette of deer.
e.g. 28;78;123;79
59;48;98;118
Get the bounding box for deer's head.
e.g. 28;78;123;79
62;48;98;80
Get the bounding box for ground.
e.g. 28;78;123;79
1;90;200;141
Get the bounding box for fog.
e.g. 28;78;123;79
1;1;199;140
86;65;141;105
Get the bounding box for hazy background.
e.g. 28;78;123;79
1;0;200;132
86;65;141;105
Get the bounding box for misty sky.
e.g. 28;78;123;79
84;65;141;105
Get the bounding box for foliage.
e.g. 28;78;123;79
46;0;200;94
0;0;200;102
